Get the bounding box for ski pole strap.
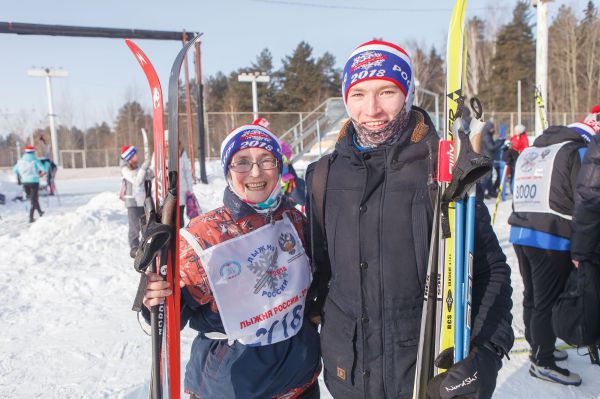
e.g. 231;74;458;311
132;273;148;312
133;196;172;273
438;129;492;238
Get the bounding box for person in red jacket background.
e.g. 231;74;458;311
511;124;530;154
502;124;530;195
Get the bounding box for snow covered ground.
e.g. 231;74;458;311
0;163;598;398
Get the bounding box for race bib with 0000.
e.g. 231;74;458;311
513;141;572;220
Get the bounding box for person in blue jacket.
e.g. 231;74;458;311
13;145;47;223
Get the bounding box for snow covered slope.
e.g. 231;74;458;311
0;164;598;398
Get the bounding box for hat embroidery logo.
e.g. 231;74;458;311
350;51;386;72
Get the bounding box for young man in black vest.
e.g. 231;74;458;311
305;40;514;399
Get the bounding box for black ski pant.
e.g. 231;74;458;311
23;183;42;220
127;206;145;250
514;244;573;366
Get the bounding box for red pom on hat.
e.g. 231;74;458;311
252;117;270;129
24;145;35;153
591;104;600;114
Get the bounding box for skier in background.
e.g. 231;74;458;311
502;124;530;194
13;145;47;223
583;104;600;135
480;121;504;198
508;123;593;386
120;145;153;258
305;39;513;399
38;135;58;195
156;136;196;226
280;141;306;208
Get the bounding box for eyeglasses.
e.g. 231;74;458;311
229;158;278;173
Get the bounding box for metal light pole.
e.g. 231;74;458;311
414;80;440;130
532;0;552;136
27;67;68;165
238;72;270;121
517;80;522;125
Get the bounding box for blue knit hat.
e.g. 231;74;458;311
568;122;595;143
342;40;413;103
220;124;283;177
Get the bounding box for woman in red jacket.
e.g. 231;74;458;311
511;124;530;154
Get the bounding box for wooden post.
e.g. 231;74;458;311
182;30;197;182
194;41;208;183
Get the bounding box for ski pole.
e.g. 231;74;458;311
589;345;600;366
492;166;508;226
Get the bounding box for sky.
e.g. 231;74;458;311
0;0;590;137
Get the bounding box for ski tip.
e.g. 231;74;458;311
125;39;140;53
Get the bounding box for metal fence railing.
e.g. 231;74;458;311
1;110;591;169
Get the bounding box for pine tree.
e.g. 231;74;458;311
480;0;535;113
251;48;280;112
278;41;323;111
205;72;228;112
113;101;152;149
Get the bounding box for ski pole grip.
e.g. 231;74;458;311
438;140;454;183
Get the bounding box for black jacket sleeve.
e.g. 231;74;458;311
470;186;515;355
303;162;332;317
572;136;600;263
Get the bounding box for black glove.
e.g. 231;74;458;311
426;345;502;399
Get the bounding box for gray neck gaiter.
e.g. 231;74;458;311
351;105;412;148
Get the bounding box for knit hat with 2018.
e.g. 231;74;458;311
342;40;414;108
220;124;283;178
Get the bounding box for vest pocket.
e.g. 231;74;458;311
321;296;361;394
389;305;421;396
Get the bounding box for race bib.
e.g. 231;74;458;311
513;141;571;220
181;213;311;346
